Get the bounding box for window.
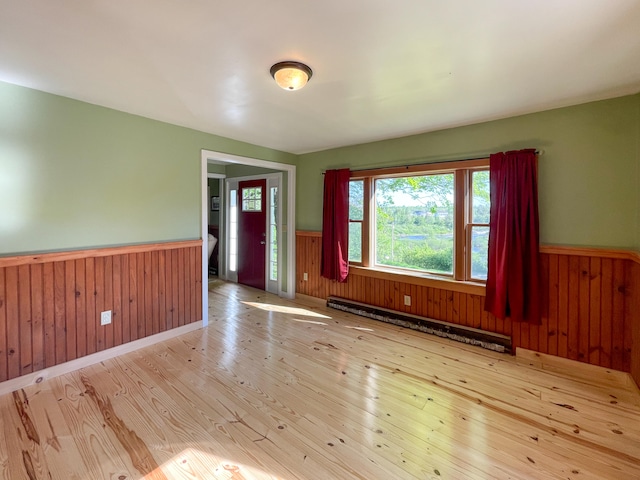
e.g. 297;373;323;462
242;186;262;211
469;170;490;280
348;180;364;262
269;186;278;281
229;189;238;272
348;159;490;282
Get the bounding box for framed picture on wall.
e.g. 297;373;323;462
211;196;220;211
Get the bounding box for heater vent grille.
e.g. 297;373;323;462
327;296;511;354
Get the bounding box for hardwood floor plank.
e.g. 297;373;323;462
0;398;10;479
19;383;92;480
48;372;136;479
1;389;53;480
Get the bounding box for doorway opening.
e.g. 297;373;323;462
200;150;296;326
206;173;225;289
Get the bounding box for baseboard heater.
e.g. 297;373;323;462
326;296;511;354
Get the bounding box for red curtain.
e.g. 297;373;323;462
321;168;350;282
485;149;541;324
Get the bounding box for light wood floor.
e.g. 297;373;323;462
1;283;639;479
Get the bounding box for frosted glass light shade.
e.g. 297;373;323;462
270;61;313;91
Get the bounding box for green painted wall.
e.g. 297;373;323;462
0;81;296;255
225;164;280;178
3;79;638;256
207;163;226;175
298;94;640;249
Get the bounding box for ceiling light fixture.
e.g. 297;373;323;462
270;61;313;91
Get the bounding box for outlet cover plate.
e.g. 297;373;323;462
100;310;112;326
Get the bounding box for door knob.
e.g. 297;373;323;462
260;241;266;245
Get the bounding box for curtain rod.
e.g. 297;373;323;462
322;149;544;174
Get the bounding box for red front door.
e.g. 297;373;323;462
238;179;267;290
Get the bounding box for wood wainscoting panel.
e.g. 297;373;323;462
0;241;202;383
297;231;636;373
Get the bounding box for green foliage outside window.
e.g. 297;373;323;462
375;174;454;274
471;171;490;279
348;167;490;279
348;180;364;262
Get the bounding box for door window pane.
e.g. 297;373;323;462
242;187;262;211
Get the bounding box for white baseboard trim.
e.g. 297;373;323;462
0;320;204;396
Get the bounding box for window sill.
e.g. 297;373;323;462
349;265;486;296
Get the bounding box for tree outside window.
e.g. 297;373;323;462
348;159;490;282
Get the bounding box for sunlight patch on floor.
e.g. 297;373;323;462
292;318;328;325
140;447;284;479
242;301;331;319
344;325;374;332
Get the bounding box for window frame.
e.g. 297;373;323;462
349;158;489;283
466;170;491;281
348;179;370;265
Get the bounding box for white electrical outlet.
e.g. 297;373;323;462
404;295;411;306
303;272;308;281
100;310;112;326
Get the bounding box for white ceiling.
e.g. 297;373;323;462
1;1;640;155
